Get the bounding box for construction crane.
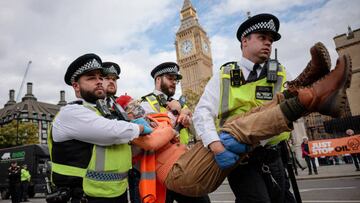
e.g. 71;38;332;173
16;60;32;102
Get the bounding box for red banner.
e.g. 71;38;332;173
309;135;360;157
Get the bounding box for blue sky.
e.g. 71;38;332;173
0;0;359;107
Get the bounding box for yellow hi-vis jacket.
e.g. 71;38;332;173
21;168;31;182
217;62;290;145
48;102;131;198
143;94;190;145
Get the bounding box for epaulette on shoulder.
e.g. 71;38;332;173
220;61;238;70
141;93;156;101
68;100;83;105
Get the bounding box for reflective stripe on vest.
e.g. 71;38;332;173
48;102;131;197
145;95;164;112
139;150;157;202
218;63;289;144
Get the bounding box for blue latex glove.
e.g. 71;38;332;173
215;149;239;169
131;118;153;135
220;132;251;154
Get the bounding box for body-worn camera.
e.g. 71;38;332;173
156;94;168;107
230;63;245;87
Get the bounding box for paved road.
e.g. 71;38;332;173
2;177;360;203
298;177;360;202
209;177;360;203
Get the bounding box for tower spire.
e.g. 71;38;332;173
178;0;201;32
181;0;193;11
175;0;213;96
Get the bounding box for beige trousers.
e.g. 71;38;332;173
165;93;293;197
221;93;292;145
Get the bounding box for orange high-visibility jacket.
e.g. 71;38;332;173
131;113;187;203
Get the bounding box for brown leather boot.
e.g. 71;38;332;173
297;54;352;117
286;42;331;92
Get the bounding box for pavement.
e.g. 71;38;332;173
294;163;360;180
220;163;360;186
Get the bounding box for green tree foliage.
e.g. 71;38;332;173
182;89;201;112
181;77;211;144
0;120;39;148
182;77;211;111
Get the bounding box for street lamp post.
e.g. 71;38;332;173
15;107;20;145
16;118;19;145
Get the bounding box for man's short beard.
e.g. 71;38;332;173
160;79;175;97
80;89;105;103
106;89;116;97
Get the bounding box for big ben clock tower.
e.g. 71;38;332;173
175;0;213;96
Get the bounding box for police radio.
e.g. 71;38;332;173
110;96;130;121
96;99;112;118
266;48;279;83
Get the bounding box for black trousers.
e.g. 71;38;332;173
20;181;29;201
165;189;211;203
70;189;128;203
9;183;21;203
304;156;317;174
351;153;360;169
228;147;296;203
128;168;141;203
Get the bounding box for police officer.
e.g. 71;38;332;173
193;13;295;203
102;62;120;98
8;161;21;203
20;164;31;202
101;61;142;203
141;62;192;143
49;53;152;203
140;62;210;203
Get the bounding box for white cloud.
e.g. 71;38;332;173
0;0;178;106
206;0;360;79
1;0;359;108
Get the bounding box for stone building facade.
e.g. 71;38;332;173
0;83;66;144
175;0;213;96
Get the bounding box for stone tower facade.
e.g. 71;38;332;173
175;0;213;95
334;26;360;116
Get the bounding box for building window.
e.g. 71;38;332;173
42;121;47;128
33;113;38;120
42;129;47;138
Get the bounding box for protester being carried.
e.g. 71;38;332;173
113;49;352;199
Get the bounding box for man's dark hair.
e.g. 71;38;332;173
240;35;252;50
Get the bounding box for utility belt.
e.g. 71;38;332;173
46;187;87;203
244;144;280;166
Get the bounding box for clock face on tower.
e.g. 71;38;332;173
202;40;209;54
181;40;193;55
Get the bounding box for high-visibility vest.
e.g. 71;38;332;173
135;113;174;203
143;94;190;145
218;62;290;145
48;102;131;198
21;169;31;182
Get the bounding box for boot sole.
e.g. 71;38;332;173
285;42;331;89
314;42;331;72
319;54;352;117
